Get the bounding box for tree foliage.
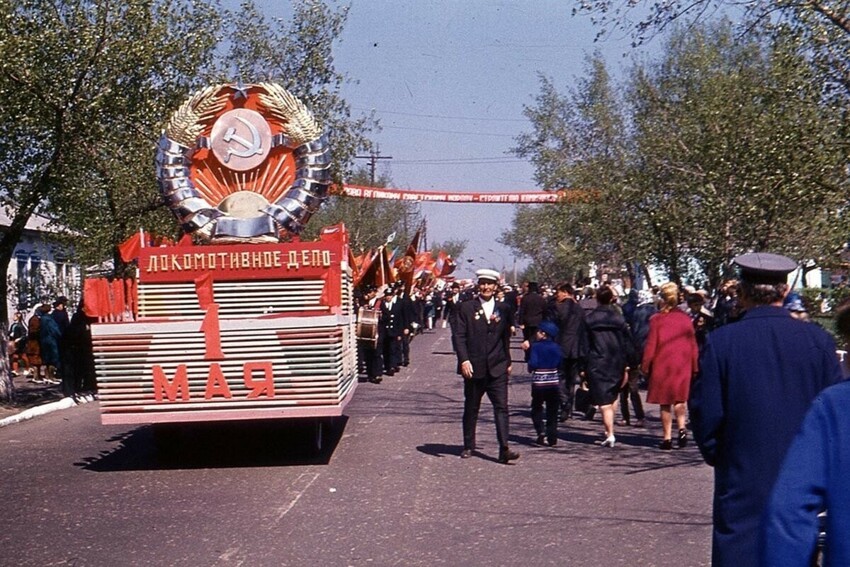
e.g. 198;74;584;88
507;20;850;288
0;0;383;400
429;238;467;260
0;0;224;400
304;166;420;254
508;58;640;285
222;0;376;182
574;1;850;104
0;0;222;305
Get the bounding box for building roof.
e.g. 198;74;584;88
0;207;66;234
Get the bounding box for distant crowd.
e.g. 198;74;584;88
7;297;97;401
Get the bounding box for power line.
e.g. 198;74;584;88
354;151;393;185
381;125;516;137
392;158;525;165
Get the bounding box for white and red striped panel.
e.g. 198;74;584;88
92;314;358;425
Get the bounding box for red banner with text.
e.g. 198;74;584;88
340;184;595;204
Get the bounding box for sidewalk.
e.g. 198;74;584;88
0;374;75;425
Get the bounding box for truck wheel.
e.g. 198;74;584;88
313;419;325;453
312;417;337;453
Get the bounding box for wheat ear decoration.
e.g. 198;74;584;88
257;82;322;146
165;85;229;147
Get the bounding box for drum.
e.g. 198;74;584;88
356;307;380;347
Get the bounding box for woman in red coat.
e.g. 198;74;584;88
641;282;699;450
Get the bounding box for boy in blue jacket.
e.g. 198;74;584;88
528;321;564;446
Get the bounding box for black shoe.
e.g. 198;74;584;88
678;429;688;448
498;448;520;464
659;439;673;451
369;376;382;384
547;437;558;447
460;449;473;459
535;435;546;446
385;369;394;376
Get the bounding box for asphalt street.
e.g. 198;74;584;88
0;328;713;566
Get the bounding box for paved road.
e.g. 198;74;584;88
0;328;713;566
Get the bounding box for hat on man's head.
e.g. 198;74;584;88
733;252;797;285
53;296;68;308
538;320;559;338
383;287;394;296
476;268;501;283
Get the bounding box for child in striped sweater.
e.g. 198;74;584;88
528;320;564;446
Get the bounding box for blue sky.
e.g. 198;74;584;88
239;1;656;279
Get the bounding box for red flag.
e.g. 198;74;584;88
110;279;126;318
381;247;396;286
347;247;360;283
319;223;348;244
125;278;137;319
438;253;456;277
407;226;421;255
83;278;105;318
118;233;142;263
354;249;375;288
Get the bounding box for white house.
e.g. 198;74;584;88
0;208;81;319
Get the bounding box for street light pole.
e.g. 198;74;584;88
488;248;507;274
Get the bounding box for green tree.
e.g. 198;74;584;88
628;22;849;286
575;1;850;104
509;21;849;289
306;166;420;254
509;59;642;285
222;0;376;183
429;238;467;260
0;0;221;401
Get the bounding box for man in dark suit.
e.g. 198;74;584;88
518;280;546;362
397;286;417;366
455;269;519;464
379;287;404;375
552;282;588;421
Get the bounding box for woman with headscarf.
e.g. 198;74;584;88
24;306;45;383
641;282;699;450
39;303;62;385
583;285;635;448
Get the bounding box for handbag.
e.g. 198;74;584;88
574;382;591;414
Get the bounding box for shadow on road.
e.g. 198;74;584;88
417;442;463;458
75;417;348;472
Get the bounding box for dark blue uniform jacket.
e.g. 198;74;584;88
689;305;842;567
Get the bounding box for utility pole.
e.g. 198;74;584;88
354;150;393;185
422;218;427;252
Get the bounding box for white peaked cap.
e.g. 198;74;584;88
476;268;501;283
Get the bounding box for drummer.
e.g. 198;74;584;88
360;285;384;384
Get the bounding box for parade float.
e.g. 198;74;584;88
90;83;356;446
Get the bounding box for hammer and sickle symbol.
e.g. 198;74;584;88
222;116;264;163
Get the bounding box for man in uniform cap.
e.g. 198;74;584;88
454;268;519;464
689;252;842;566
379;286;404;376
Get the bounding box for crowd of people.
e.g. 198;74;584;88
7;296;97;400
352;250;850;564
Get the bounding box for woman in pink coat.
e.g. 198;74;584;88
641;282;699;450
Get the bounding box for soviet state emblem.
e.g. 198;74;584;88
156;83;332;241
